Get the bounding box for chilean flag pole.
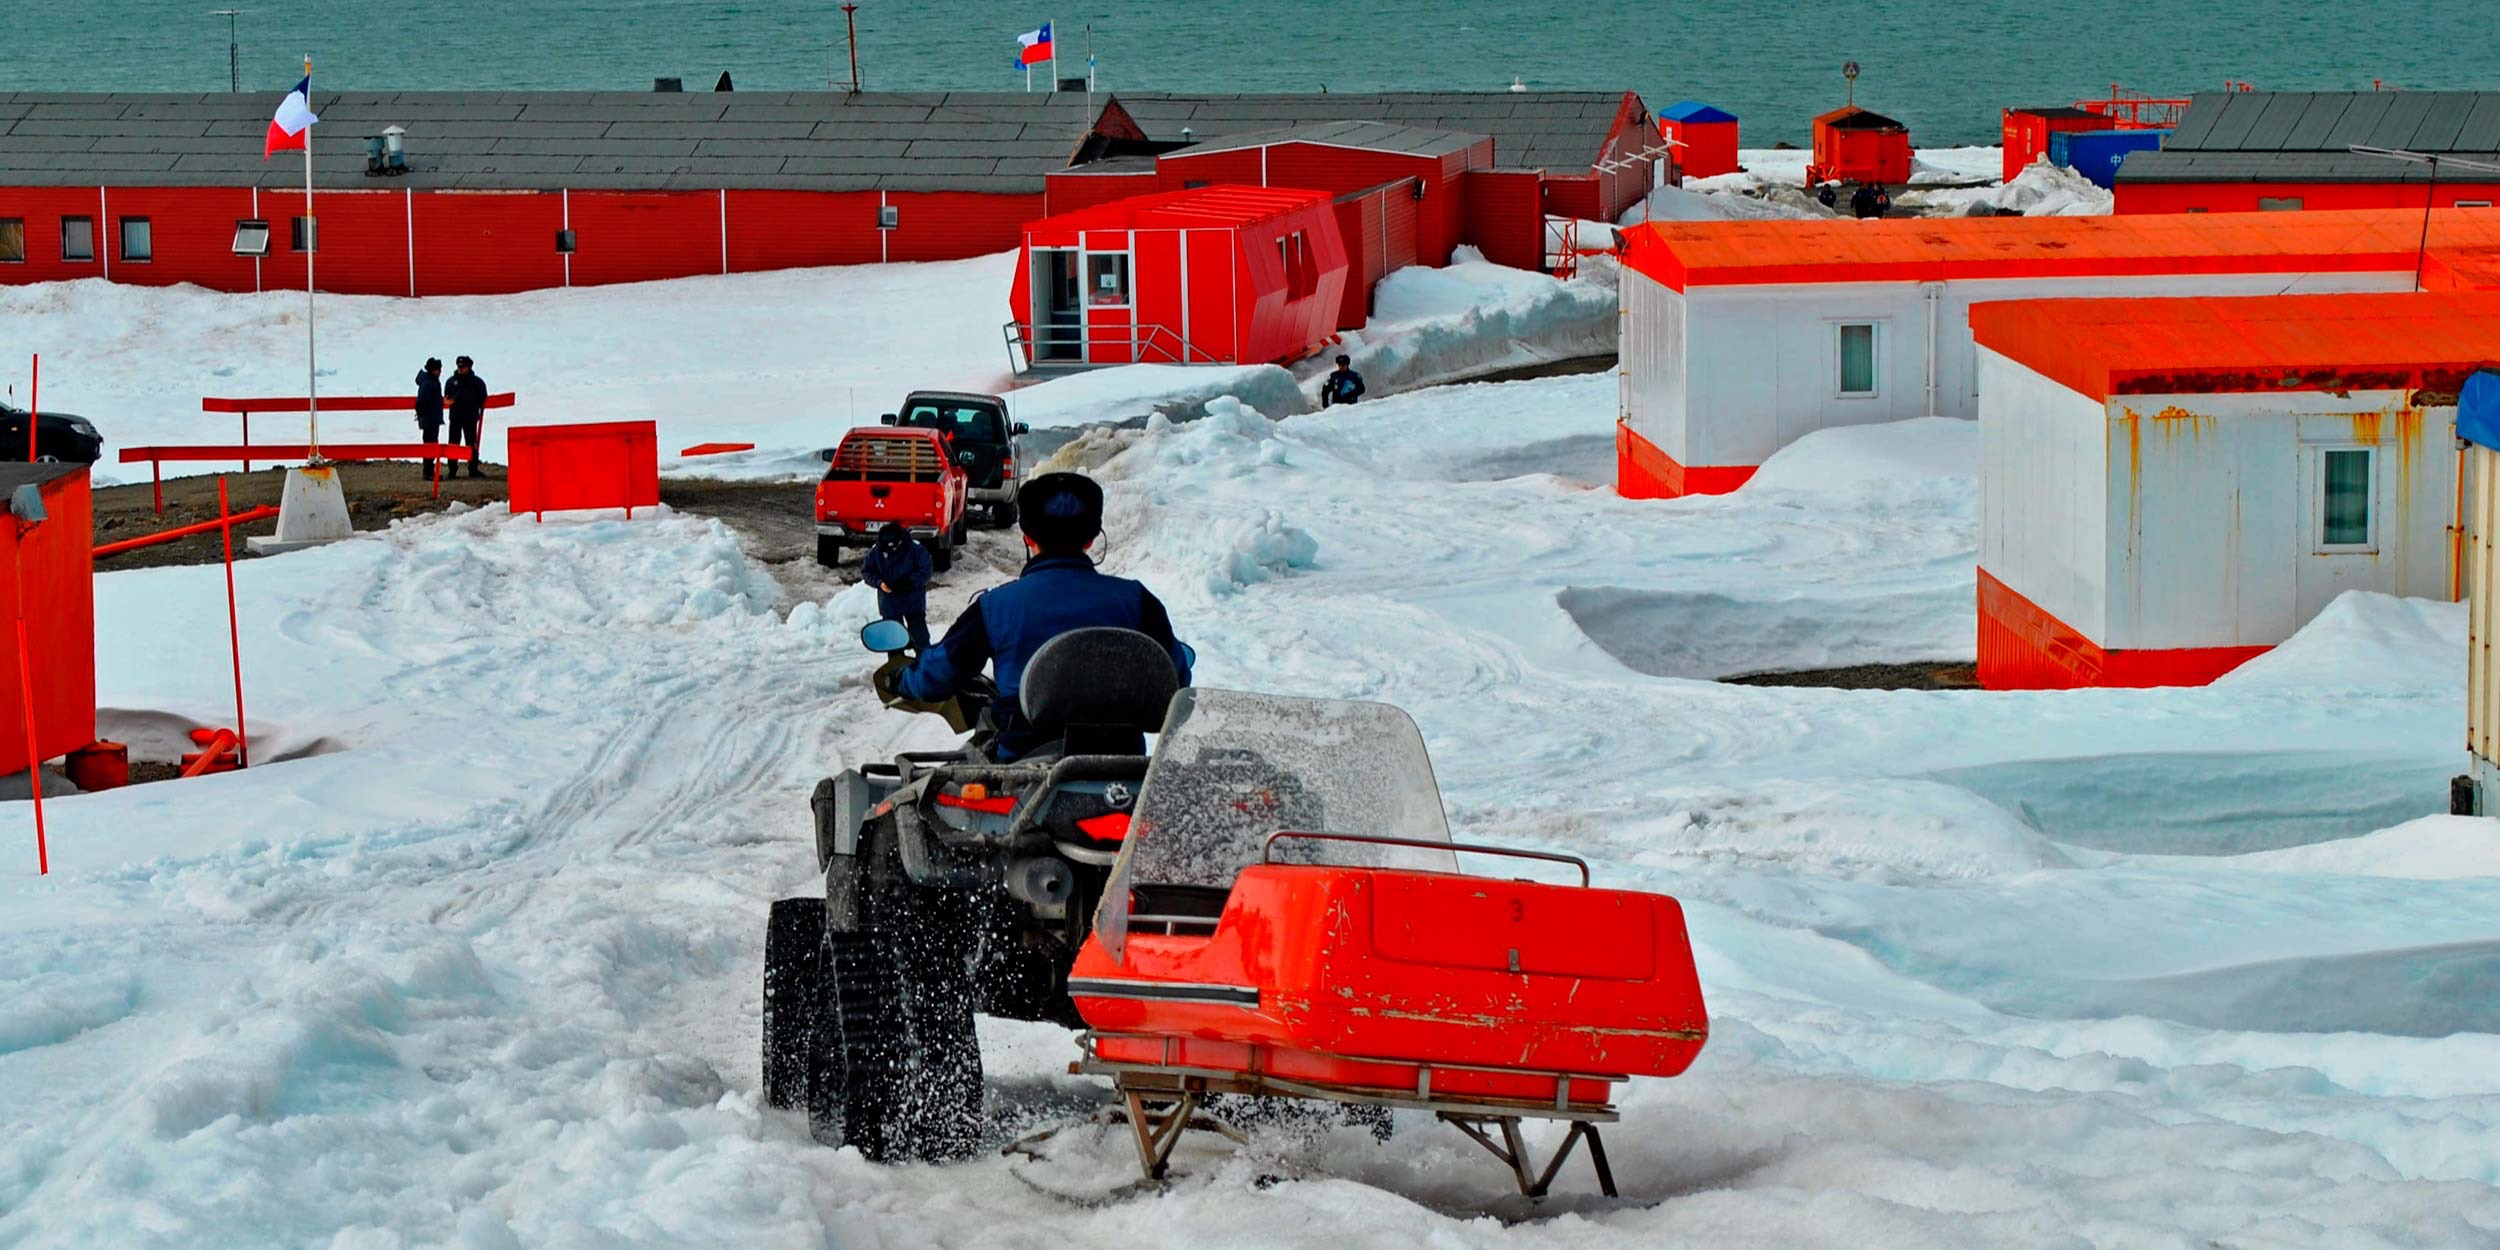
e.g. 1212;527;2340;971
263;60;325;455
1015;22;1054;90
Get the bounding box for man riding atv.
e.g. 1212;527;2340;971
876;471;1192;760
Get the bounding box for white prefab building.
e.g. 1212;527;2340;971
1971;290;2498;690
1614;209;2500;499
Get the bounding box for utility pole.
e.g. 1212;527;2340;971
211;9;243;92
842;2;862;94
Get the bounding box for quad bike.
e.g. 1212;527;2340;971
763;621;1184;1161
765;624;1711;1198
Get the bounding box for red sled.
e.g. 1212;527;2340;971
1039;689;1710;1197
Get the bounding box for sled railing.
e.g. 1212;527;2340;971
1260;830;1591;886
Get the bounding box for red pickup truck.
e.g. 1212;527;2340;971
814;427;969;571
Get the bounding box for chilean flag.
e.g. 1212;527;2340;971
1014;23;1053;67
263;74;319;159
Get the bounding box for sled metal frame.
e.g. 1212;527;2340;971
1069;1030;1624;1198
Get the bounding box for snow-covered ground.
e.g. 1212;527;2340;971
1661;145;2110;223
4;250;2497;1246
1;248;1616;489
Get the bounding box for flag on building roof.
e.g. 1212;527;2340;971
263;74;318;159
1015;23;1054;67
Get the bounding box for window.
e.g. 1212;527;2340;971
554;228;577;254
0;218;22;263
2319;448;2374;549
2458;200;2494;209
117;216;151;262
877;204;899;230
1278;231;1316;299
1087;252;1129;305
289;216;316;253
2258;196;2304;212
60;216;93;262
1837;322;1878;395
231;219;271;256
1182;179;1210;190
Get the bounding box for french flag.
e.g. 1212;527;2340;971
263;74;319;159
1014;23;1053;67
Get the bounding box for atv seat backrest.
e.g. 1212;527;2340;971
1021;627;1181;757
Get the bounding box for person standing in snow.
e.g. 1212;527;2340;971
1320;354;1365;408
881;472;1191;761
862;523;933;651
413;357;444;479
444;355;491;479
1849;182;1892;220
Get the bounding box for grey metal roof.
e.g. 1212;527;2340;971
1168;119;1486;159
2127;91;2500;184
1110;91;1636;170
0;90;1103;192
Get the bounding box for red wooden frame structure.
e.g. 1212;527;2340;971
121;443;477;514
201;392;515;471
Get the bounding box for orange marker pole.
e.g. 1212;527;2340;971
219;477;248;767
13;531;44;875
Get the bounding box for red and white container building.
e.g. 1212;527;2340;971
1972;291;2498;689
1614;209;2500;498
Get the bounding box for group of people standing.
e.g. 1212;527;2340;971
413;356;493;478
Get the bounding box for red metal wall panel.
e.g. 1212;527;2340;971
0;470;95;766
257;187;411;296
1331;194;1382;330
1542;176;1601;223
1130;228;1190;362
884;191;1036;263
1461;169;1542;272
414;190;563;295
725;189;881;271
1234;198;1346;366
1666;119;1741;180
1189;229;1239;363
1;188;125;286
99;186;263;291
1045;171;1158;217
1382;187;1419;271
565;191;720;287
1157;150;1265;190
507;421;661;517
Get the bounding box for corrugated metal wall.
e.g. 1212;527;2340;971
2470;446;2500;771
0;183;1040;295
1617;267;1687;459
1460;169;1541;271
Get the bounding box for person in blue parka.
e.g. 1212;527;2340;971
881;472;1190;760
861;522;934;650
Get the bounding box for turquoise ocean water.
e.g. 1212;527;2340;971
6;1;2494;145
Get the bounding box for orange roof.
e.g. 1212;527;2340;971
1622;208;2500;290
1970;290;2500;401
1027;184;1332;233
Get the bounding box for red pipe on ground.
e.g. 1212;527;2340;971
90;505;280;559
179;729;240;779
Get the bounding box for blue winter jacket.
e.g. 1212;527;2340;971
414;370;443;422
897;554;1191;759
860;538;932;616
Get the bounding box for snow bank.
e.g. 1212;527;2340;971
1744;416;1977;495
1986;160;2115;217
2223;816;2500;880
1324;248;1615;399
1577;779;2075;883
2218;592;2465;691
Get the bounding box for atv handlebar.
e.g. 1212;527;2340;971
1259;830;1592;887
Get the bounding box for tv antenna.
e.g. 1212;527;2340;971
2349;145;2500;289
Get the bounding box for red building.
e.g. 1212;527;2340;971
2000;106;2105;183
2116;91;2500;214
1009;185;1347;368
1808;105;1912;187
1660;101;1740;180
0;89;1664;297
0;463;94;774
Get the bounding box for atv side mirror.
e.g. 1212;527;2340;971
860;619;914;654
1014;422;1030;435
1178;641;1197;669
878;413;899;425
816;448;836;463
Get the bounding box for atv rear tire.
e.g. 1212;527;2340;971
816;536;841;567
807;883;983;1160
993;501;1018;529
762;898;825;1110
